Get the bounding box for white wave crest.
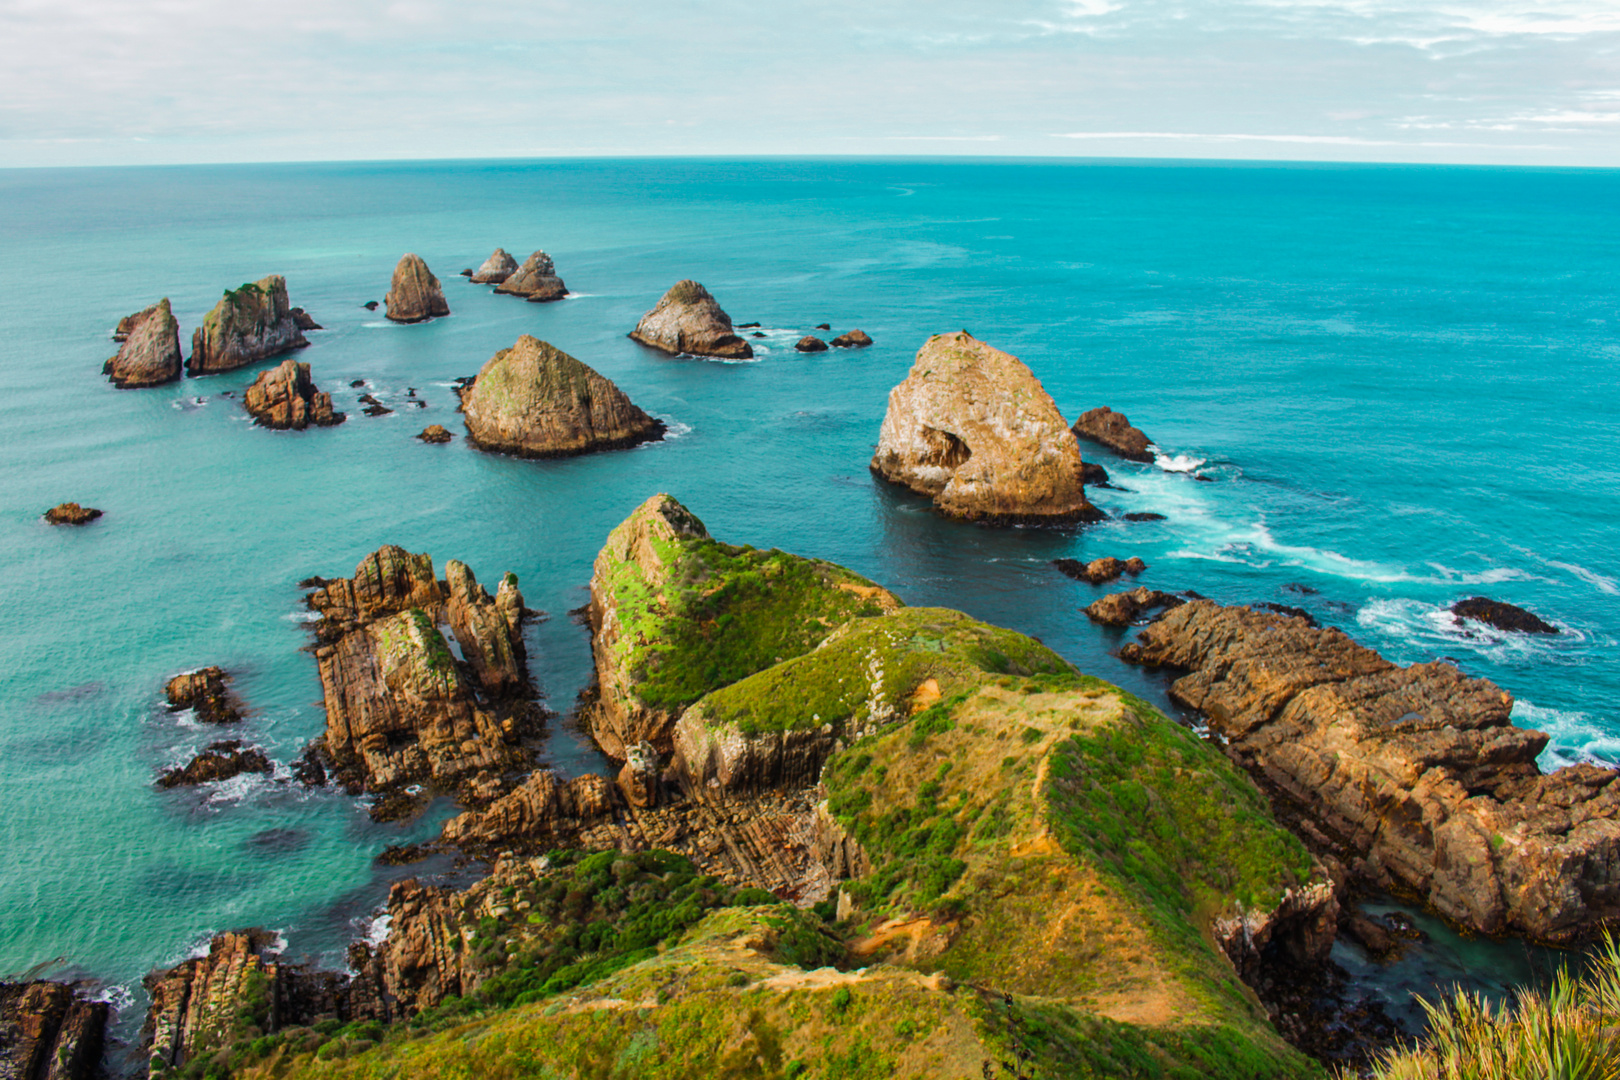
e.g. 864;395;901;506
92;982;135;1012
657;419;694;440
1152;451;1206;473
1514;700;1620;772
1548;560;1620;596
283;609;321;623
363;912;392;947
1356;597;1585;665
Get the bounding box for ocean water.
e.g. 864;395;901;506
2;158;1617;1039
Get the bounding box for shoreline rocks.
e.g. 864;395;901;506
1053;555;1146;584
470;248;519;285
629;280;753;359
1452;596;1559;635
830;329;872;348
870;331;1102;524
0;980;107;1080
243;360;345;429
157;740;273;788
165;667;243;724
416;424;452;443
104;299;182;388
44;503;102;526
188;276;309;376
384;255;450;323
461;336;665;458
492;251;567;301
1072;406;1154;462
1084;586;1184;626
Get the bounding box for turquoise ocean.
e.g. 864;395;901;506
2;158;1617;1047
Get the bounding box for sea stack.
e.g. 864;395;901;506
243;360;345;429
461;335;664;458
1072;406;1154;462
187;276;309;376
871;331;1101;524
384;254;450;323
493;250;567;301
470;248;519;285
629;280;752;359
831;329;873;348
103;298;182;388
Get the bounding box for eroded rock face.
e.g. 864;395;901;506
1118;600;1620;943
104;299;182;388
188;276;309;375
384;255;450;323
1084;587;1183;626
43;503;101;526
629;280;752;359
1452;596;1559;635
0;980;108;1080
470;248;519;285
444;561;527;697
871;332;1100;524
157;741;273;788
1072;406;1153;462
243;360;345;430
461;336;664;458
143;930;280;1072
165;667;243;724
492;251;566;301
831;329;872;348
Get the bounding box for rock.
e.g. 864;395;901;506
157;740;273;788
1116;599;1620;943
459;268;473;277
830;329;872;348
142;930;282;1071
1052;556;1146;585
737;322;761;328
1081;461;1110;487
1452;597;1558;635
751;331;766;338
492;250;566;301
165;666;243;724
440;772;621;850
289;307;322;331
1125;557;1147;574
460;335;664;458
870;331;1101;524
794;336;828;353
1212;881;1339;982
1252;602;1318;627
1195;474;1214;482
417;425;452;443
1124;512;1166;522
0;980;107;1080
358;393;381;405
43;503;101;526
814;323;830;330
617;742;660;808
384;254;450;323
444;561;527;697
243;360;346;430
629;280;753;359
350;379;367;388
103;299;182;388
1342;911;1398;959
188;275;309;375
364;404;392;417
1072;406;1154;462
364;301;379;311
1084;587;1184;626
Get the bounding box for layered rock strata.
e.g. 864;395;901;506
243;360;345;429
460;336;664;458
492;251;566;301
871;332;1101;523
188;276;309;375
1119;600;1620;942
384;255;450;323
1072;406;1153;462
0;980;107;1080
628;280;752;359
43;503;101;525
104;299;182;388
165;667;243;724
470;248;519;285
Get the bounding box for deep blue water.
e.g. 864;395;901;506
1;158;1616;1038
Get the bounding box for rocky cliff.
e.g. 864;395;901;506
469;248;518;285
243;360;345;429
1118;600;1620;942
492;251;567;301
628;280;752;359
103;299;182;388
0;980;107;1080
384;255;450;323
187;276;309;375
460;336;664;458
1072;406;1154;462
871;331;1101;523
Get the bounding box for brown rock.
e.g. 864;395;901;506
470;247;519;285
43;503;101;526
461;335;664;458
1072;406;1154;462
157;740;273;788
289;307;322;331
870;331;1101;524
1084;586;1183;626
417;424;452;443
142;930;281;1071
629;280;753;359
617;742;660;809
1081;460;1110;487
492;250;567;301
1452;597;1559;635
830;329;872;348
1053;556;1147;585
384;254;450;323
794;336;828;353
441;772;622;850
165;666;243;724
188;276;309;375
0;980;107;1080
444;561;527;697
104;299;182;388
243;360;345;430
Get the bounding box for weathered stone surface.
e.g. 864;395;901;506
188;276;309;375
629;280;753;359
157;741;273;788
1072;406;1153;462
143;930;280;1072
43;503;101;526
289;307;322;331
617;742;660;808
384;255;450;323
1053;556;1146;585
104;299;182;388
243;360;345;430
794;336;828;353
492;251;566;301
461;336;664;458
444;561;527;697
0;980;107;1080
1084;587;1183;626
165;667;243;724
1213;882;1339;983
1118;600;1620;943
871;332;1100;524
1452;596;1559;635
1081;460;1111;487
416;424;452;443
470;248;519;285
830;329;872;348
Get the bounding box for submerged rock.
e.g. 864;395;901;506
629;280;753;359
1452;596;1559;635
157;740;273;788
870;331;1101;524
830;329;873;348
1081;461;1110;487
1072;406;1154;462
104;298;182;388
243;360;345;429
44;503;101;525
384;254;450;323
1084;587;1184;626
417;424;452;443
188;275;309;375
461;335;664;458
1124;511;1166;522
165;666;243;724
794;336;828;353
493;250;567;301
0;980;107;1080
470;247;519;285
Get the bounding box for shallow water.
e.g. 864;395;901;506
1;158;1616;1039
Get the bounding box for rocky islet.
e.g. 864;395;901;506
43;503;102;525
103;298;183;388
492;250;567;301
628;279;753;359
384;254;450;323
188;275;310;375
243;360;345;429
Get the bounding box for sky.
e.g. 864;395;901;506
1;0;1617;168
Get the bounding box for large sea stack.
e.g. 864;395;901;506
1072;406;1154;462
187;276;308;376
461;335;664;458
384;254;450;323
104;299;183;388
243;360;345;429
871;331;1101;523
628;280;752;359
493;250;567;301
470;247;519;284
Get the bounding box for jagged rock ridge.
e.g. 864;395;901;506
188;276;309;375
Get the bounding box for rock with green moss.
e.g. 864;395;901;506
491;250;566;301
103;298;182;388
461;336;664;458
384;254;450;323
142;930;281;1074
586;494;901;760
629;279;753;359
187;276;309;375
